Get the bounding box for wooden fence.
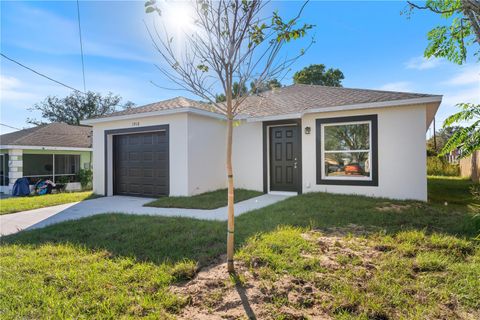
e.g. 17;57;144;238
460;150;480;183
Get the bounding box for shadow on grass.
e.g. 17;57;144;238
2;178;479;265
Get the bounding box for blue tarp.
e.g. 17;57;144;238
12;177;30;197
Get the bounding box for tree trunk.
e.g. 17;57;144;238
226;115;235;273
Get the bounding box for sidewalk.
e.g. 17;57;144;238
0;194;292;236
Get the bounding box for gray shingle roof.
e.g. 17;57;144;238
93;96;217;119
237;84;440;117
86;85;441;121
0;123;92;148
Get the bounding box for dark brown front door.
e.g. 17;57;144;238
113;131;169;197
270;126;299;192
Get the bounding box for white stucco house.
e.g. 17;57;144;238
81;84;441;201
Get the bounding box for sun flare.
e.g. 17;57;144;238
164;1;195;31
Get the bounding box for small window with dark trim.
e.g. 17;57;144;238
316;115;378;186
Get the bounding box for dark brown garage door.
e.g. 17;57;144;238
113;130;169;197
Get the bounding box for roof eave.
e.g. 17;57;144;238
0;145;92;151
81;107;226;125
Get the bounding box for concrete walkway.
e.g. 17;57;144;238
0;194;291;236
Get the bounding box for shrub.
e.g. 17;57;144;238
426;148;437;157
427;156;459;176
77;169;93;190
56;176;70;184
470;184;480;201
55;176;69;193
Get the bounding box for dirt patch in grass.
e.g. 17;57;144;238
172;227;479;319
314;223;382;237
172;233;380;319
172;256;331;319
376;202;412;212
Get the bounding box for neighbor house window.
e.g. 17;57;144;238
23;154;53;176
316;115;378;186
23;154;81;183
55;155;80;175
0;154;8;186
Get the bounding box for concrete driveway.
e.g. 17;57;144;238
0;194;291;236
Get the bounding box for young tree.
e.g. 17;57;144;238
293;64;344;86
405;0;480;64
439;103;480;158
145;0;313;272
28;91;134;125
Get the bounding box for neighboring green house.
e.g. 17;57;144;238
0;123;92;194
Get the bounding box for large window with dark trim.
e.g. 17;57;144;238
316;115;378;186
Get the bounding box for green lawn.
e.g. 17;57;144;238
144;188;263;209
428;175;476;206
1;177;479;318
0;191;96;215
236;227;479;319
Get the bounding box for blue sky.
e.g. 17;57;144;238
1;0;478;135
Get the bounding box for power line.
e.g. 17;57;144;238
0;123;21;131
0;53;85;94
76;0;86;92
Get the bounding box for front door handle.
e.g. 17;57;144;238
294;162;297;169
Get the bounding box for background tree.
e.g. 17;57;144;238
427;126;462;154
215;82;248;102
405;0;479;64
218;78;281;100
28;91;134;125
145;0;313;272
215;93;227;103
293;64;344;86
218;78;282;100
439;103;480;158
250;78;282;93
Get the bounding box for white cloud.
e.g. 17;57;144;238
378;81;413;92
0;73;64;133
0;75;21;90
442;87;480;106
0;75;42;102
435;84;480;125
2;3;154;63
433;64;480;123
405;56;442;70
437;74;480;122
442;66;480;86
